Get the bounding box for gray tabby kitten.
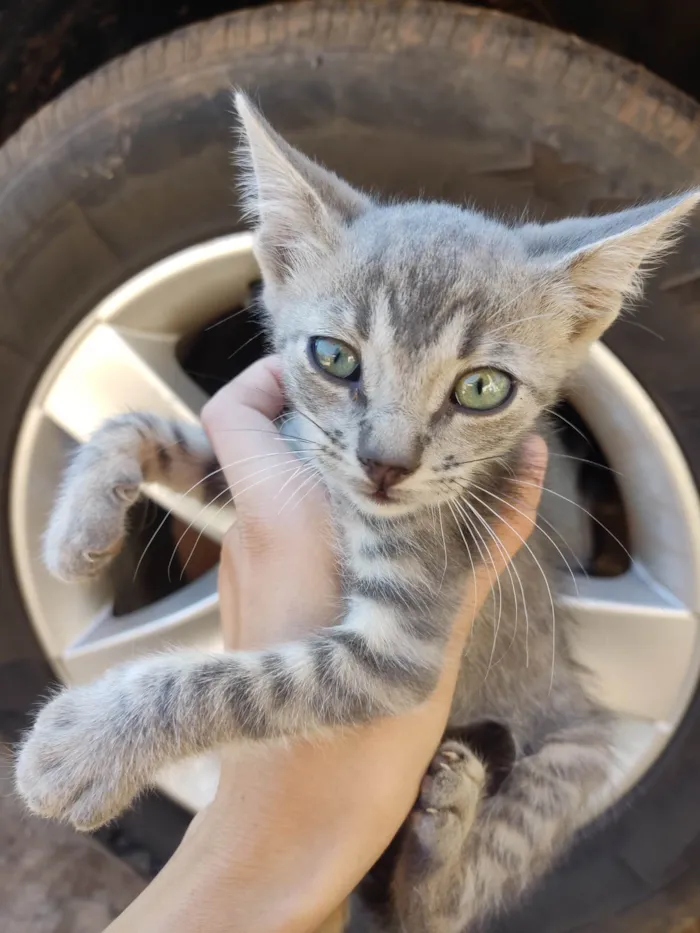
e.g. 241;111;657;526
16;94;699;932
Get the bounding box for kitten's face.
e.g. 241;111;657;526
275;205;565;517
235;93;698;518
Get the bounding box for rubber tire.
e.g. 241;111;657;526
2;2;700;929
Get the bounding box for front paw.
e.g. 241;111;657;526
43;469;140;582
15;684;148;830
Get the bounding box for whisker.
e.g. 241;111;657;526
292;408;336;444
133;449;307;581
453;499;504;676
286;474;326;518
272;460;311;502
507;478;633;564
437;504;448;588
179;495;234;581
227;331;262;361
276;463;321;515
488;310;563;335
490;545;530;669
166;455;311;580
619;318;664;341
211;384;338;450
457;496;524;672
234;460;313;503
446;501;479;637
205;299;258;330
442;453;514;471
467;488;557;692
533;511;589;578
448;499;500;658
167;481;232;581
547;451;621;476
469;481;579;595
545;408;591;448
211;427;323;448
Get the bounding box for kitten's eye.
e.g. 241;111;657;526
453;368;514;412
309;336;360;381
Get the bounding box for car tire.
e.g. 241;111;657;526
2;2;700;928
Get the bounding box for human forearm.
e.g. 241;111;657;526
104;798;344;933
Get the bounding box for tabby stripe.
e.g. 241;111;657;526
310;638;376;723
261;651;298;709
333;629;432;690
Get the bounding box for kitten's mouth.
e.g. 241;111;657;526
341;477;418;516
354;484;414;515
368;489;394;505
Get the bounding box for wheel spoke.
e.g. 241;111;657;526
99;232;258;335
43;324;206;442
59;568;223;684
560;568;699;724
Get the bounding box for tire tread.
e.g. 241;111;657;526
1;1;700;194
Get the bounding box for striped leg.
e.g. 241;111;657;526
16;595;446;830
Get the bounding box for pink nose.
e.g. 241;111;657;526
359;457;417;490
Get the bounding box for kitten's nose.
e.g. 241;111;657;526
358;455;419;490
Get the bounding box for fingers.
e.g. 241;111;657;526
201;356;285;484
201;356;327;543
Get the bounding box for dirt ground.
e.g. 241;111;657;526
0;747;144;933
4;741;700;933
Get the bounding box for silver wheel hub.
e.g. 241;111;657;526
10;234;700;812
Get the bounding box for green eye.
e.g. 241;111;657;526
310;337;360;381
453;368;514;412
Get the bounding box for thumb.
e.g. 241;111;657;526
201;356;326;542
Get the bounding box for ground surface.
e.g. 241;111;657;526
0;747;143;933
4;730;700;933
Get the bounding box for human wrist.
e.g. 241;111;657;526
188;794;348;933
104;798;331;933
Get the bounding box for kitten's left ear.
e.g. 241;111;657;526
234;92;371;284
525;192;700;345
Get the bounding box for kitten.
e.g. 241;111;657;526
16;94;699;932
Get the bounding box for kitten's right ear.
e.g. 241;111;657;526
234;92;370;284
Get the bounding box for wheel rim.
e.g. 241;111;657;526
10;234;700;814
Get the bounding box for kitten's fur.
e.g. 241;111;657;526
16;95;699;932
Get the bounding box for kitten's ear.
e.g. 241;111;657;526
234;92;370;284
525;192;700;346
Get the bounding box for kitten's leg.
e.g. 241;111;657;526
392;719;612;933
16;596;446;829
44;413;218;581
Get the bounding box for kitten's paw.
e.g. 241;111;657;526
43;469;141;582
15;684;148;830
405;741;486;868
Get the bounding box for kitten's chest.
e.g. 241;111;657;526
338;509;465;601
